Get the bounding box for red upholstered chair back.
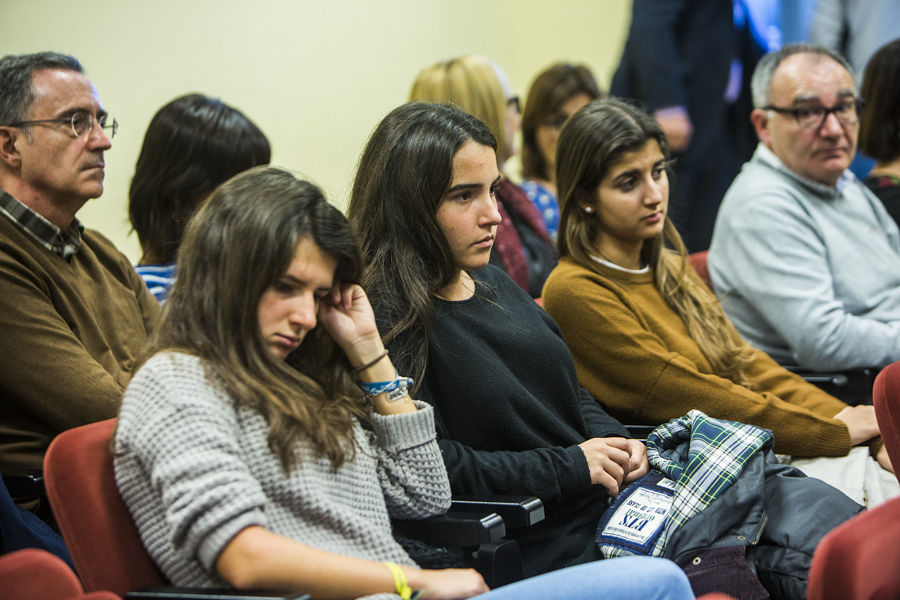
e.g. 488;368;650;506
873;361;900;479
688;251;712;290
806;495;900;600
44;418;166;596
0;548;120;600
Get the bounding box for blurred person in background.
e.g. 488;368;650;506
129;93;270;302
611;0;763;252
859;38;900;225
520;63;603;242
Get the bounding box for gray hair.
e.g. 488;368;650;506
0;52;83;125
750;43;852;108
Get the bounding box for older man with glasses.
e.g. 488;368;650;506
708;42;900;502
710;42;900;382
0;52;158;522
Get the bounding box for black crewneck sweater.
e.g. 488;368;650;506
381;265;628;576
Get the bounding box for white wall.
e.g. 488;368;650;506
2;0;631;262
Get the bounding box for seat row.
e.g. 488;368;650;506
6;357;898;600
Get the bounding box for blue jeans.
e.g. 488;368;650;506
475;556;694;600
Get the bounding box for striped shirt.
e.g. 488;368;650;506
134;263;175;303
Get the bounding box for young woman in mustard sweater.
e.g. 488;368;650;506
542;98;897;506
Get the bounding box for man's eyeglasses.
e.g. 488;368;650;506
3;110;118;139
762;98;864;130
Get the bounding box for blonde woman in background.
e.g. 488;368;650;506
410;55;556;297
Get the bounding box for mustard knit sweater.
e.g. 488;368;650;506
543;256;852;457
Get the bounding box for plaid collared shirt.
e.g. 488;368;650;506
0;187;84;260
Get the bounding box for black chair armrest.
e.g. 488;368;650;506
393;511;506;547
784;367;850;386
802;373;850;385
784;366;879;406
2;473;45;500
395;498;537;588
448;496;545;529
125;589;309;599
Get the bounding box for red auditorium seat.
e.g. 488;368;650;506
807;495;900;600
0;548;119;600
873;360;900;478
688;250;712;290
44;419;166;597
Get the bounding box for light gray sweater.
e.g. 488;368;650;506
810;0;900;86
709;144;900;371
114;352;451;595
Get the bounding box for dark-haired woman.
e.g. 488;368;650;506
114;166;690;599
410;56;556;298
860;38;900;225
542;98;898;506
347;102;697;599
129;93;270;302
520;63;602;241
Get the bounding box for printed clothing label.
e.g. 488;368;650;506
600;487;671;545
597;470;675;556
657;478;676;490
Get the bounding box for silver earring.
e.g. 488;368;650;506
583;206;594;214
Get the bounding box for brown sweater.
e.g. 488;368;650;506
543;256;852;457
0;215;159;474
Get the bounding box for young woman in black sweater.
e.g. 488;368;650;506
347;102;655;579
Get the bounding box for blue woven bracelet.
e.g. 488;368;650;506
358;375;414;396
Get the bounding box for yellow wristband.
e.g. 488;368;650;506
384;561;413;600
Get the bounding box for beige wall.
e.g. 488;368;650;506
2;0;631;262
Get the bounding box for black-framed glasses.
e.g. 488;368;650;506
762;98;864;130
506;96;521;114
3;110;118;139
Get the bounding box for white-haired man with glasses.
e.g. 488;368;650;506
710;43;900;380
0;52;158;518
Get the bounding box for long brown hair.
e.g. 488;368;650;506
556;99;753;385
144;166;368;471
348;102;497;391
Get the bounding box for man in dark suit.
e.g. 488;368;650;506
610;0;763;252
